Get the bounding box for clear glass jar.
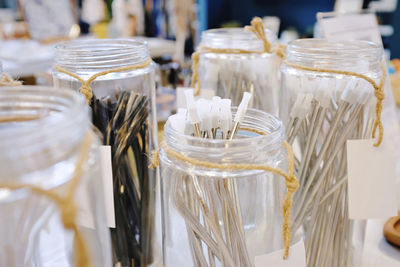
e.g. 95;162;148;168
197;28;280;114
160;108;301;267
280;39;384;267
53;39;159;267
0;86;112;267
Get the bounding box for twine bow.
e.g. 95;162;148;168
149;135;298;259
0;72;22;86
245;17;272;53
0;132;93;267
55;58;153;105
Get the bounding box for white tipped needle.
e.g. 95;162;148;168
220;99;232;139
234;92;252;123
230;92;252;139
184;89;201;137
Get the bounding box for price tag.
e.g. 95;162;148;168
254;240;306;267
176;87;215;109
347;139;397;219
100;145;115;228
318;12;382;45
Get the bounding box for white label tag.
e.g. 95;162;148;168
176;87;215;109
100;145;116;228
254;240;306;267
347;139;397;219
319;13;382;45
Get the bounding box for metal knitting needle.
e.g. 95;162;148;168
294;102;361;227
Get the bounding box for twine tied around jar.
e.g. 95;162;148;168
0;131;93;267
191;17;286;96
54;58;153;104
149;132;299;259
285;61;387;147
0;72;22;86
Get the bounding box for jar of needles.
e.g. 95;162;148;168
160;107;301;267
194;28;280;114
0;86;112;267
52;39;159;267
280;38;385;267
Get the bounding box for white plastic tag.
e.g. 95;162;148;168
347;139;397;219
100;145;116;228
254;240;306;267
318;12;382;45
176;87;215;109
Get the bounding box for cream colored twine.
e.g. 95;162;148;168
191;17;285;96
285;61;387;147
0;131;93;267
0;72;22;86
55;58;153;104
149;129;299;259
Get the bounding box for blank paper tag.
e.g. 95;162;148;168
347;139;397;219
176;87;215;109
319;12;382;45
254;240;306;267
100;145;115;228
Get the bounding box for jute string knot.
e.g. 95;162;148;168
191;16;285;96
245;16;272;53
285;61;387;147
149;133;298;259
0;72;22;86
55;58;152;105
0;132;93;267
79;84;94;103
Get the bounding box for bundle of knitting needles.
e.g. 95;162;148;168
167;89;255;266
91;91;154;267
200;56;279;113
283;75;375;267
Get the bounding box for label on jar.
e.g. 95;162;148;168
318;12;382;45
347;139;397;219
176;87;215;109
254;240;306;267
100;145;116;228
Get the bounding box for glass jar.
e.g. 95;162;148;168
0;86;112;267
160;107;301;267
53;39;159;267
196;28;280;114
280;39;384;267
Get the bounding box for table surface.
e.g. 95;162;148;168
362;219;400;266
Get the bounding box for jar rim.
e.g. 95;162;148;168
286;38;382;61
54;38;150;70
200;27;276;52
284;38;383;74
55;38;147;52
0;86;89;182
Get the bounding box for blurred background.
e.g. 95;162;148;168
1;0;400;115
1;2;400;265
